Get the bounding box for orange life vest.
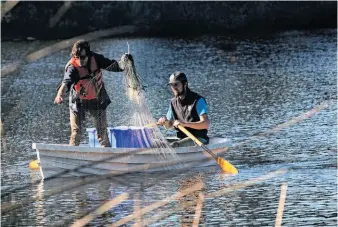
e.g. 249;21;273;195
65;56;103;100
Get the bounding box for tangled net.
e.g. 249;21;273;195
120;54;144;104
119;53;180;161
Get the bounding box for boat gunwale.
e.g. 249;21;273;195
32;137;231;154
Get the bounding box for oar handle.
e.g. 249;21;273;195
177;125;203;146
177;124;217;159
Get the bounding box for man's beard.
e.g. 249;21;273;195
174;87;186;98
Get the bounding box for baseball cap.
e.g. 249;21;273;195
169;71;188;84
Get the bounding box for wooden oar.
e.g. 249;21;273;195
177;124;238;174
144;122;237;174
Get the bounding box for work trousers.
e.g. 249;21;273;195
69;108;110;147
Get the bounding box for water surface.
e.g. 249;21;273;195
1;29;336;226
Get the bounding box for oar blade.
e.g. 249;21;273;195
217;157;238;174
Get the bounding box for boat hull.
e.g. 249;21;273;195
32;137;230;179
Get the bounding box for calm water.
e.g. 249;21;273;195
1;29;337;226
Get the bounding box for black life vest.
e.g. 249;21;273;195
170;88;209;142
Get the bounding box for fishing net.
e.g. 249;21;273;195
119;53;181;163
120;54;144;104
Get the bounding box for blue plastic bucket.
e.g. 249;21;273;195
86;127;152;148
109;126;152;148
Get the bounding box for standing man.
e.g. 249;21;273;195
54;40;130;147
157;71;209;147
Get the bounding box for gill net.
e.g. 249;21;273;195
119;52;181;163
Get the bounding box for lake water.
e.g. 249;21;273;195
1;29;337;226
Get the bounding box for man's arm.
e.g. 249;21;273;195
157;103;175;129
94;53;123;72
178;114;209;130
54;65;78;104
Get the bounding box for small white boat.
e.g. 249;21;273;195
32;137;231;179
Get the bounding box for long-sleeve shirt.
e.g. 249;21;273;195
61;51;124;112
62;51;123;92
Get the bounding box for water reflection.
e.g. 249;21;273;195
30;172;45;227
177;174;205;226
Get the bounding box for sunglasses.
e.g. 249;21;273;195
75;55;87;60
169;82;181;88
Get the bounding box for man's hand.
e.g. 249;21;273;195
173;120;184;128
54;95;63;104
55;83;66;104
157;117;167;126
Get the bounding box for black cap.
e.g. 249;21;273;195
169;71;188;84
